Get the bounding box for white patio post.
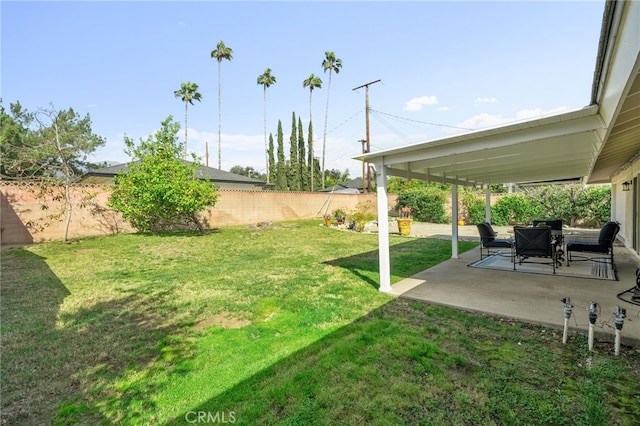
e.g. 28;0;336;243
451;183;459;259
375;161;392;292
485;186;492;223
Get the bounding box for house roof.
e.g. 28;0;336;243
82;161;272;187
356;0;640;187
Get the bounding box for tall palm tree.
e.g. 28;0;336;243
303;73;322;191
257;68;276;183
173;81;202;159
321;51;342;188
210;40;233;169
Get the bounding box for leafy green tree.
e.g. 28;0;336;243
39;107;106;242
3;105;105;242
288;112;300;191
210;40;233;169
320;51;342;188
108;116;218;233
173;81;202;159
324;168;350;188
0;100;36;178
275;120;287;190
257;68;276;182
297;116;308;191
229;165;266;181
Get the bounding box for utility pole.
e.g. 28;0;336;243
205;141;209;167
352;79;380;193
358;139;367;193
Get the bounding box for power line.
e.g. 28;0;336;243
369;108;472;131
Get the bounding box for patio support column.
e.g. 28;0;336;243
375;161;392;292
451;183;459;259
485;186;492;223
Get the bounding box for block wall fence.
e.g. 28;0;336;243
0;183;393;245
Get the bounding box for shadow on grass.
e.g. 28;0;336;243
0;247;198;425
324;238;478;290
162;297;636;425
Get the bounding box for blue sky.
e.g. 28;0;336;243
2;1;605;177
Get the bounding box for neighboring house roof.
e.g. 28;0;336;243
81;161;273;189
319;177;370;193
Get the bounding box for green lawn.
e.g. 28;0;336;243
1;219;639;425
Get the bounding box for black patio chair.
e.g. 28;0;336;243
476;222;513;260
532;219;562;230
533;219;564;261
566;221;620;269
513;226;558;274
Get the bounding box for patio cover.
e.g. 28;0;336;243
355;105;604;188
354;106;606;291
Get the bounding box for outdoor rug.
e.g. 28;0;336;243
468;251;617;281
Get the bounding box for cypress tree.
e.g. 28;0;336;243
307;120;315;191
298;116;308;191
288;112;300;191
267;132;275;185
276;120;287;190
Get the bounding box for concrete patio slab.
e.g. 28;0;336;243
386;223;640;348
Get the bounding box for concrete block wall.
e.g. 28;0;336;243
0;183;393;244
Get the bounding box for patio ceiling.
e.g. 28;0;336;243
356;105;605;187
589;66;640;183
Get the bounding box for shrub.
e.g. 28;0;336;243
349;200;377;232
395;186;449;223
460;189;486;225
575;186;611;227
491;194;541;226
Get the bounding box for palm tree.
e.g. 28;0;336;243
257;68;276;183
210;40;233;169
173;81;202;159
320;51;342;188
303;73;322;191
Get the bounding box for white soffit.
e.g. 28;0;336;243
356;106;604;186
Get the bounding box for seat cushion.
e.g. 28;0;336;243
484;240;512;248
566;241;609;253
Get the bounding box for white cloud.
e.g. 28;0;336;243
403;96;438;111
437;106;453;111
474;97;497;104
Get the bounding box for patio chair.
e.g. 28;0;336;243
476;222;513;260
533;219;564;261
566;221;620;269
532;219;562;231
513;226;558;274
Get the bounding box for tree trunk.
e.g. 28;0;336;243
321;72;332;189
264;87;269;183
218;61;222;170
184;101;188;159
